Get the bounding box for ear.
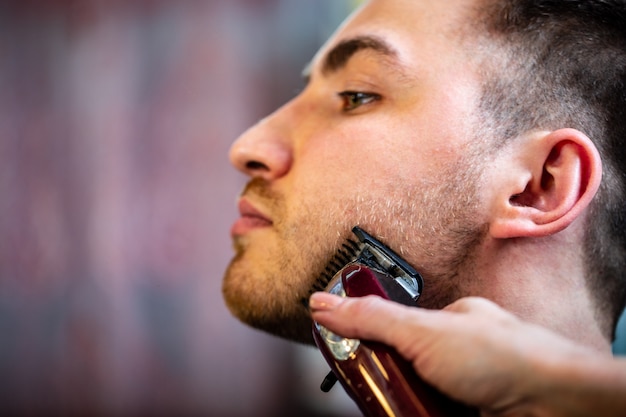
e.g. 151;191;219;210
490;128;602;238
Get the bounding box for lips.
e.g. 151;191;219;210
231;198;273;236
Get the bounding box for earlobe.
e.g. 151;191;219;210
490;128;602;239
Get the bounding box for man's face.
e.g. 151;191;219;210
223;0;490;343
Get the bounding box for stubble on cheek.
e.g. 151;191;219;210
222;156;488;343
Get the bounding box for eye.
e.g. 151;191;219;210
338;91;381;112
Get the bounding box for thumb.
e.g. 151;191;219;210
309;292;432;355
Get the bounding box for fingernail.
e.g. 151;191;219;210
309;292;343;311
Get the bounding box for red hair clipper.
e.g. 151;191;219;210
312;226;478;417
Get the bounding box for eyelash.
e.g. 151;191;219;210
337;91;381;112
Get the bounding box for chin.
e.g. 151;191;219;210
223;292;316;344
222;268;319;345
223;234;345;344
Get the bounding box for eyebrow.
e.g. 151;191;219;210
322;35;397;74
302;35;399;80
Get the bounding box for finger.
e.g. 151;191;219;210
443;297;519;330
309;292;434;351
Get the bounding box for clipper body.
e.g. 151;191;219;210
312;227;478;417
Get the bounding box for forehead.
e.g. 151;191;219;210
310;0;479;75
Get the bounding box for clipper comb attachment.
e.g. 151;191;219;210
312;226;478;417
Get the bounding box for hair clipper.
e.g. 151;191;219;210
312;226;478;417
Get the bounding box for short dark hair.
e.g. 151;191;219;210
475;0;626;339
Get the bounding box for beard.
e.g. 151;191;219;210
222;154;488;344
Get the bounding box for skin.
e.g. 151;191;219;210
224;0;492;343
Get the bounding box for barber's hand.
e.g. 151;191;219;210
309;293;621;417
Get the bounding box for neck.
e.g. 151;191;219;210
467;234;612;354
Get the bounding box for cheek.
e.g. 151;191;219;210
293;132;370;193
296;120;417;182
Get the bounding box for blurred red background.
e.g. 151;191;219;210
0;1;361;416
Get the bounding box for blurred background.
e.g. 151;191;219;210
0;0;361;416
1;0;625;416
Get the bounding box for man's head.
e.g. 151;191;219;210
223;0;626;344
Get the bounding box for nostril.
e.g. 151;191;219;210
245;160;269;171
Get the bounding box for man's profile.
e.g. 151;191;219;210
223;0;626;414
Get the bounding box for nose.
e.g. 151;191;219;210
229;109;293;181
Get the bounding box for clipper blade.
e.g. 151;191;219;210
315;226;423;304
